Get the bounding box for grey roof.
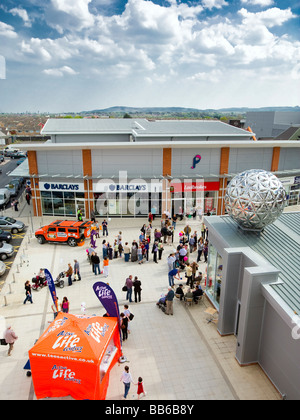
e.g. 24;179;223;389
42;118;144;134
220;213;300;314
42;118;253;138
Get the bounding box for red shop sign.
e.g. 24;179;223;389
171;181;220;193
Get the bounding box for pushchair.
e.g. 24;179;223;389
156;295;166;313
54;272;65;289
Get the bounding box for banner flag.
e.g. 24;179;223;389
44;268;58;312
93;282;122;343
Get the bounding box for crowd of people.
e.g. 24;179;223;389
8;208;210;400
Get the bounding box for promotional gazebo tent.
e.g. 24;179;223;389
28;313;121;400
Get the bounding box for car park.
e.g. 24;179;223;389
0;241;14;260
0;229;12;243
0;216;25;233
35;220;92;246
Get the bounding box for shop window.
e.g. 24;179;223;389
206;243;223;308
42;198;53;215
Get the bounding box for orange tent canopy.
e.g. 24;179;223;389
28;313;121;400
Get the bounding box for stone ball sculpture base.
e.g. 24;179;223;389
225;169;286;232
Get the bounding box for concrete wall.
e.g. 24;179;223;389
91;148;163;178
259;301;300;400
278;147;300;171
228;147;273;173
36;150;83;176
54;134;130;143
171;147;221;177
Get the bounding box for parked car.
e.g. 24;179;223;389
11;151;26;159
16;158;26;166
12;177;24;189
35;220;92;246
0;241;14;260
0;229;12;243
0;217;25;233
0;188;11;210
0;261;6;276
5;183;18;197
0;156;4;163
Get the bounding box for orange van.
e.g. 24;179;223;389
35;220;92;247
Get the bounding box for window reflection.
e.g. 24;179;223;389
206;243;222;308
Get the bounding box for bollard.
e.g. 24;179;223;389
16;264;19;273
12;273;16;283
4;295;8;306
8;283;12;294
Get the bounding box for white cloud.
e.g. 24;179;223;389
240;0;274;6
50;0;95;31
0;21;18;38
43;65;78;77
202;0;228;10
9;7;32;27
238;7;296;28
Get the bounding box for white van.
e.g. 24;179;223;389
0;188;11;210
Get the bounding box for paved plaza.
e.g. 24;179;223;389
0;198;282;400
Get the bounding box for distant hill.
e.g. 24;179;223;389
83;106;300;114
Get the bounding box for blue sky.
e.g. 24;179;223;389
0;0;299;113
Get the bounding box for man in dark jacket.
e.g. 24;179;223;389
133;276;142;303
165;287;175;315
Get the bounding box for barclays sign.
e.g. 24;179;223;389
40;182;85;192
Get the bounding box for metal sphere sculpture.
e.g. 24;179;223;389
225;169;286;231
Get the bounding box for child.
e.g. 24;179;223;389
136;377;146;399
103;257;109;278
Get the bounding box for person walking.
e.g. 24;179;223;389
25;193;31;205
65;263;73;286
102;240;108;259
133;276;142;303
102;219;108;236
77;208;83;221
12;199;19;212
136;377;147;399
4;325;18;356
92;252;101;275
120;313;129;341
125;275;133;303
120;365;134;399
23;281;33;304
203;241;209;263
61;297;69;313
103;257;109;278
197;237;204;262
152;241;158;263
73;259;81;281
158;241;164;260
123;242;130;262
165;287;175;315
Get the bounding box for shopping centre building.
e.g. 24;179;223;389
204;211;300;400
14;118;300;219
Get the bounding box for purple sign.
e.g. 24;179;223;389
93;282;122;342
93;282;120;317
